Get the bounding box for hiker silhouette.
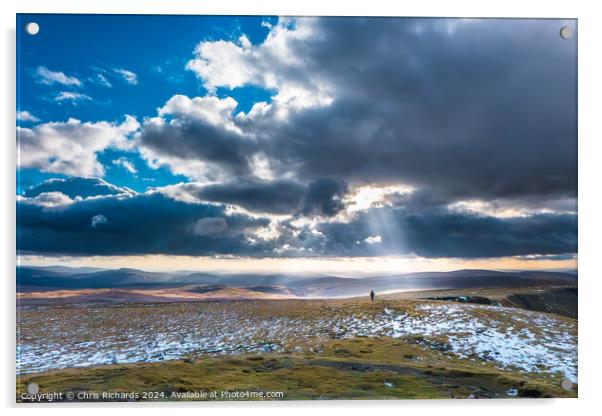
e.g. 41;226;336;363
370;290;375;301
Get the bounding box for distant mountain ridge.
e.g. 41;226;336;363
17;266;577;299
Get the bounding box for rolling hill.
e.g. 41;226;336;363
17;266;577;302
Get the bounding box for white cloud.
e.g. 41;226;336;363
54;91;92;104
17;116;140;176
158;94;241;133
17;111;40;122
327;184;414;223
344;185;414;212
139;148;215;181
113;68;138;85
36;66;82;87
137;94;250;181
186;39;255;92
94;73;112;88
91;214;108;228
133;20;338;181
17;192;74;209
249;153;275;180
447;199;576;219
185;18;332;111
112;157;137;174
365;235;382;244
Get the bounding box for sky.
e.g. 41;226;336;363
16;15;578;273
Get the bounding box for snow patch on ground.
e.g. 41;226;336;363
17;302;576;383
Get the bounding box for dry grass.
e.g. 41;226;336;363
16;296;577;402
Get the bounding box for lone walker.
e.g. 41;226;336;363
370;290;375;302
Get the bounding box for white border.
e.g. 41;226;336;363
2;1;601;415
2;0;588;17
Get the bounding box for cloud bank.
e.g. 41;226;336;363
17;17;577;260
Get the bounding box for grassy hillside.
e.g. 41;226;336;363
17;335;575;401
17;296;577;401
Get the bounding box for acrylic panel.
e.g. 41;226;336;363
16;14;578;402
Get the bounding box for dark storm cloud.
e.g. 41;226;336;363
17;192;270;256
175;177;348;217
23;177;133;199
316;204;577;258
264;18;577;202
17;178;577;258
163;18;576;203
138;114;257;179
301;177;348;217
192;180;305;214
